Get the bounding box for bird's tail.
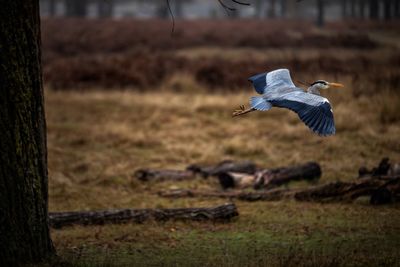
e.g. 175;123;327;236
249;96;272;111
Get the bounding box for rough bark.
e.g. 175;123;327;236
158;189;294;201
254;162;321;189
0;0;54;265
217;162;321;189
187;160;257;178
49;203;239;228
134;169;195;182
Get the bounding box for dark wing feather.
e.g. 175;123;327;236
248;72;267;94
269;91;335;136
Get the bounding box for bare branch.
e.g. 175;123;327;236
231;0;250;6
218;0;236;11
166;0;175;34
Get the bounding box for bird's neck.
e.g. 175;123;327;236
307;86;321;95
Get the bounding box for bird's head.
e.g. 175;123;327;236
311;80;344;90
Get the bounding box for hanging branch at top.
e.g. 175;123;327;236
218;0;236;11
218;0;250;12
166;0;176;33
231;0;250;6
166;0;251;33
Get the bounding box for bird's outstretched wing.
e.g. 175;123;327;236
248;69;297;94
270;91;336;136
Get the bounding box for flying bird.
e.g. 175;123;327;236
232;69;344;136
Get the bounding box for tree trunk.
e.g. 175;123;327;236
383;0;392;20
174;0;184;19
369;0;379;19
395;0;400;18
280;0;287;17
0;1;54;265
350;0;356;17
316;0;324;27
49;203;239;228
341;0;347;18
359;0;365;18
66;0;87;17
267;0;277;18
156;3;169;19
97;0;114;18
254;0;263;18
49;0;56;16
286;0;297;18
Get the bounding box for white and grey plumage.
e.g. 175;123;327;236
233;69;344;136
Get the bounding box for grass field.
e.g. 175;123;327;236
36;19;400;266
44;88;400;266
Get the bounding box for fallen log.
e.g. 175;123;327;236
370;176;400;204
159;176;400;204
359;158;400;178
217;162;321;189
359;158;391;178
158;188;294;201
254;162;321;189
295;176;400;204
134;169;195;182
187;160;257;178
217;172;255;189
49;203;238;228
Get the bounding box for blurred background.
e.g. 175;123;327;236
41;1;400;265
40;0;399;94
40;0;399;20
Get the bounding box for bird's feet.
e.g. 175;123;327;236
232;105;246;117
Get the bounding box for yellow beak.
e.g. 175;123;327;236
328;82;344;88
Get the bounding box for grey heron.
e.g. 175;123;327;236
233;69;344;136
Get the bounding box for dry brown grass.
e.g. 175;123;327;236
44;78;400;267
41;19;400;266
46;85;400;212
42;19;400;90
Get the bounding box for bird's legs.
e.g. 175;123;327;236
232;105;256;117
